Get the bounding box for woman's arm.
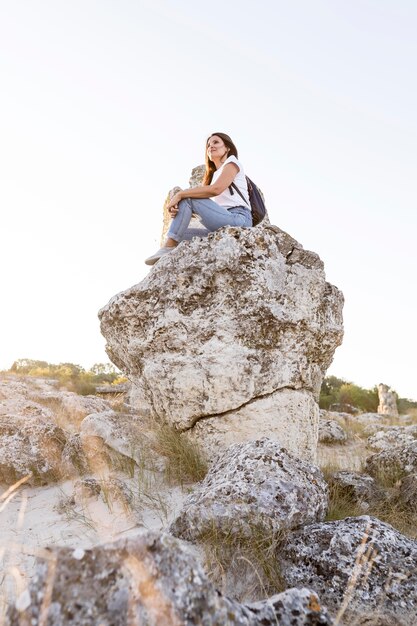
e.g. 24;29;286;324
167;163;239;211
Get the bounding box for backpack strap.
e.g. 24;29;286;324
229;181;251;209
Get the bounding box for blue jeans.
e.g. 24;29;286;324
167;197;252;243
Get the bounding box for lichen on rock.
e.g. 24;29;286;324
99;225;343;461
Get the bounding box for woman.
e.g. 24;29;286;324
145;132;252;265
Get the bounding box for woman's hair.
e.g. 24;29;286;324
203;132;238;185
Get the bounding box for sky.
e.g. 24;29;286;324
0;1;416;399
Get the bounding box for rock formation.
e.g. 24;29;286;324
280;515;417;622
365;440;417;478
0;377;113;485
99;224;344;461
377;383;399;417
170;438;328;542
6;531;333;626
318;419;347;444
326;471;382;507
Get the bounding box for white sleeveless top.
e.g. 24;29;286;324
211;155;250;209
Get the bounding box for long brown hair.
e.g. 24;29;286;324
203;132;239;185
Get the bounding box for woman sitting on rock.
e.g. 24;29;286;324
145;132;252;265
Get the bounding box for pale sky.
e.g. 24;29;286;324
1;1;416;399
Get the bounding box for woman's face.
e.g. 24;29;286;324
206;135;228;161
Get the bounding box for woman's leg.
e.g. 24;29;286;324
167;197;249;242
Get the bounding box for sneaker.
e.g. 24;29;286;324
144;246;175;266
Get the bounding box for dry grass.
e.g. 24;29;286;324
321;463;417;539
200;519;287;601
153;424;208;485
30;395;85;432
343;419;370;441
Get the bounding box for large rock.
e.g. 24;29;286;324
170;438;328;541
318;419;347;444
6;531;332;626
0;377;114;484
99;226;343;461
280;516;417;621
0;396;67;485
327;471;383;507
367;426;417;452
365;441;417;480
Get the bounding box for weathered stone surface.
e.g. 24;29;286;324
80;410;149;466
318;419;347;444
0;396;67;485
247;587;333;625
73;476;134;505
99;226;343;461
327;471;382;506
377;383;399;417
367;426;417;452
0;378;123;484
280;516;417;621
365;441;417;478
170;438;328;541
398;473;417;510
6;531;332;626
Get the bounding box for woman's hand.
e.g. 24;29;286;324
167;191;183;216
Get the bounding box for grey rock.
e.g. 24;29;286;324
170;438;328;541
365;441;417;479
280;516;417;621
6;531;331;625
367;426;417;452
73;476;134;505
247;587;333;625
99;226;344;461
327;471;382;505
318;419;347;444
398;473;417;510
0;397;67;485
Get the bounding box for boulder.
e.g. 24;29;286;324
280;516;417;621
365;441;417;480
0;397;67;485
170;438;328;542
327;471;382;506
99;226;343;461
398;473;417;510
318;419;347;444
80;410;152;466
6;531;332;626
367;426;417;452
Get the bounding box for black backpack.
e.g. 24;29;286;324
229;176;266;226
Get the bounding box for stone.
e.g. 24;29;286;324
327;471;382;505
280;516;417;621
377;383;399;417
365;441;417;479
247;587;333;625
80;410;147;466
318;419;347;444
366;426;417;452
170;438;328;542
73;476;134;506
398;473;417;510
0;396;67;485
6;531;332;626
99;226;343;462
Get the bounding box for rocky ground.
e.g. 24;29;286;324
1;374;417;625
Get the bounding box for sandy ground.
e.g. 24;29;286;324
0;473;187;618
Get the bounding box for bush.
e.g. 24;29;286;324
7;359;122;395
